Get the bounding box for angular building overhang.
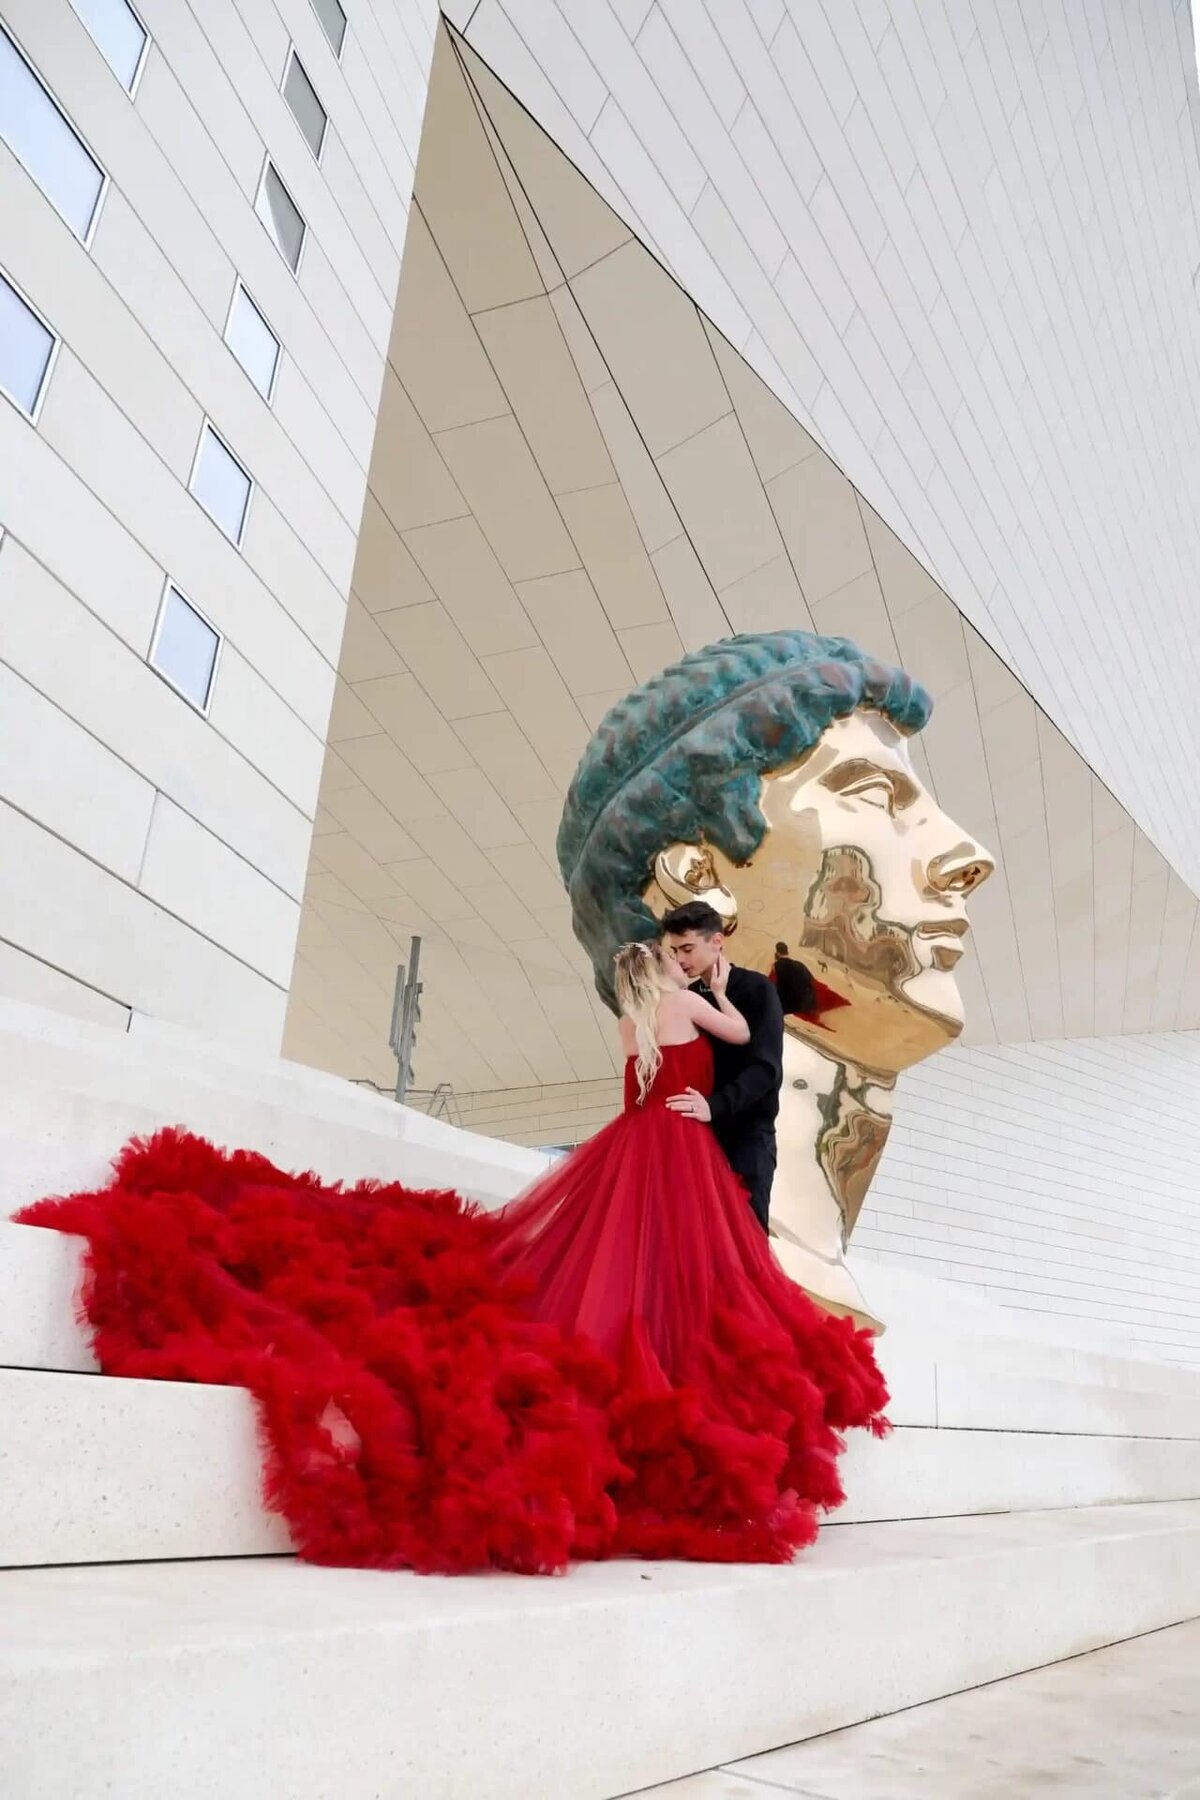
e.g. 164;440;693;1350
284;25;1200;1137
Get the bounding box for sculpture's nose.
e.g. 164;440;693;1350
927;839;995;896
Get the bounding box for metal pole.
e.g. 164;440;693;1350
393;934;422;1104
388;961;405;1061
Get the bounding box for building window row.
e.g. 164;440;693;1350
283;49;328;162
1;8;351;397
255;159;307;275
190;421;254;546
0;23;106;243
311;0;347;60
224;282;281;401
2;4;352;715
1;263;224;716
150;583;222;715
0;269;58;421
69;0;149;95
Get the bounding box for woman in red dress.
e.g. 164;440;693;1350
18;941;888;1575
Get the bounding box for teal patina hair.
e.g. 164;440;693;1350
556;630;932;1009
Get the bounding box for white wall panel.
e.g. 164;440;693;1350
0;544;312;899
463;0;1200;896
0;800;286;1047
0;665;155;886
865;1032;1200;1367
138;797;300;987
0;944;130;1032
37;353;334;736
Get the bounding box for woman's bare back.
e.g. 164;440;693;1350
618;990;700;1056
654;991;702;1045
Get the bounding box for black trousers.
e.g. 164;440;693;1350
715;1127;776;1233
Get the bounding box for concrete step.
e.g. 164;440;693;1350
2;1501;1198;1800
634;1618;1200;1798
3;1365;1198;1569
0;995;546;1226
0;993;1179;1375
8;1213;1200;1425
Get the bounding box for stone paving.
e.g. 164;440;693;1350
630;1620;1200;1799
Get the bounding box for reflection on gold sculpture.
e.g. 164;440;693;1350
557;633;994;1332
646;710;993;1326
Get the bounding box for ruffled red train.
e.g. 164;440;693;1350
17;1040;888;1574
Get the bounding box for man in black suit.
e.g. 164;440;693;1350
661;900;784;1233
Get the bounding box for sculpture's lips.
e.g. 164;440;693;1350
915;918;970;939
915;918;968;970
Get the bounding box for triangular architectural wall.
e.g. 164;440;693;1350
284;25;1200;1137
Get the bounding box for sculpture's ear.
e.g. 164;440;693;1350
652;842;739;934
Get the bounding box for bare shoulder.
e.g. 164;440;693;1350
657;991;700;1042
617;1014;636;1053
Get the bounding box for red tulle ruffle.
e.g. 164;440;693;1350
17;1095;888;1574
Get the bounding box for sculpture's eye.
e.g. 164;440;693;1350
846;779;893;812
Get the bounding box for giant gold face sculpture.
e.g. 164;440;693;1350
648;708;994;1072
556;631;994;1330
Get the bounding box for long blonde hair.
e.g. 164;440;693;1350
614;940;671;1104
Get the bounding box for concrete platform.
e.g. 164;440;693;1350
2;1502;1198;1800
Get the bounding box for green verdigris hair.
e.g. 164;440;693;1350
556;630;932;1010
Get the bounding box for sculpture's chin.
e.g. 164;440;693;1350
899;967;966;1033
785;966;964;1073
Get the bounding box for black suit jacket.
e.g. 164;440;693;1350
691;966;784;1145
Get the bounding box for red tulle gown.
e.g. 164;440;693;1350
16;1037;887;1575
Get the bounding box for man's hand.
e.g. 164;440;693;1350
666;1087;712;1123
708;953;730;998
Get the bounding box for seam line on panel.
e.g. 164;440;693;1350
0;795;292;992
0;931;129;1015
450;31;735;645
25;355;338;734
0;546;314;857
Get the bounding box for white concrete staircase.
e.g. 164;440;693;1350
1;996;1199;1799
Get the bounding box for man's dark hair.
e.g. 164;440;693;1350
661;901;725;938
775;941;789;957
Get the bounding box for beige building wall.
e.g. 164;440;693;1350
0;0;435;1045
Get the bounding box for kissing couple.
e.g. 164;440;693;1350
650;897;785;1236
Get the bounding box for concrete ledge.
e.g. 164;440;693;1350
3;1366;1198;1569
2;1502;1198;1800
0;1369;287;1566
0;996;547;1226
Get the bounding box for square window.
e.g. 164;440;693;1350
68;0;148;94
0;270;57;419
283;50;327;161
150;585;221;713
0;25;106;241
310;0;347;59
190;423;253;546
224;282;281;402
254;160;306;274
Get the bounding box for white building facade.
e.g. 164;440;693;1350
0;0;434;1042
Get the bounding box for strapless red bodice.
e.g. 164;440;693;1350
622;1036;713;1112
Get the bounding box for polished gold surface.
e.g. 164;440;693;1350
644;707;994;1330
